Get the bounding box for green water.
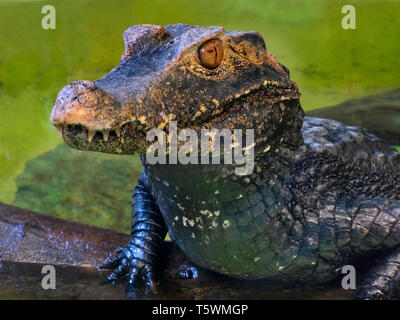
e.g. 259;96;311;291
0;0;399;226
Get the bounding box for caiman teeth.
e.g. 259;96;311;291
86;128;120;142
103;129;110;142
70;125;124;142
88;129;96;142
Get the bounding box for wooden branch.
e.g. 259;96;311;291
0;203;353;299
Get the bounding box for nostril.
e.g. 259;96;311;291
53;80;98;110
73;80;97;97
79;80;97;91
63;80;97;102
51;79;116;129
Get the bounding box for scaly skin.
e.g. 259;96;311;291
51;24;400;299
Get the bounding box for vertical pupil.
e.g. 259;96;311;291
199;39;223;69
208;47;216;63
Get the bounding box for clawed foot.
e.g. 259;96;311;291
355;286;386;300
178;264;199;280
98;243;160;298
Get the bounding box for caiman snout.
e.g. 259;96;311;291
50;80;134;143
51;80;121;130
51;80;95;126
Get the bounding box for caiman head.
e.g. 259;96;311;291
51;24;304;155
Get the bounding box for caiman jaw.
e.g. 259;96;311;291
56;123;123;143
50;80;148;154
52;119;148;155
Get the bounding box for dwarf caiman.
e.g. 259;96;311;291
50;24;400;299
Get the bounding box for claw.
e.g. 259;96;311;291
114;246;124;254
178;264;199;279
106;268;122;282
127;267;140;286
145;270;159;295
126;287;139;299
98;246;127;270
98;255;121;270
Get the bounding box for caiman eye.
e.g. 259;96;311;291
198;39;224;69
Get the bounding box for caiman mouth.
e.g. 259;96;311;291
57;123;125;143
55;116;149;143
54;120;147;155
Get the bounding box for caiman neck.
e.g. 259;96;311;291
141;144;297;214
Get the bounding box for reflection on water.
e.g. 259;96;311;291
13;144;142;233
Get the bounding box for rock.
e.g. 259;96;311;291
307;89;400;145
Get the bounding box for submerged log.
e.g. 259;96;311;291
307;89;400;146
0;202;354;299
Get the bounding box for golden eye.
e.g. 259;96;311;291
198;39;224;69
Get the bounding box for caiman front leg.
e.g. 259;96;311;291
99;172;167;296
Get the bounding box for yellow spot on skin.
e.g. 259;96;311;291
158;113;176;127
212;99;219;107
138;116;147;124
200;104;207;113
158;121;168;129
222;220;231;228
192;111;202;121
235;94;240;99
